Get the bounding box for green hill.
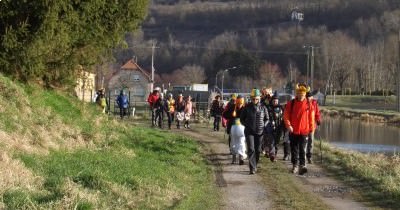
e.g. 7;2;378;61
0;74;218;209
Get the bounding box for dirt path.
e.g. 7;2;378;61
178;124;371;210
179;128;271;210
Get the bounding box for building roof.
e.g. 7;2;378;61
120;59;151;80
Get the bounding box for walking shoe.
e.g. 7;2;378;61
270;156;276;162
239;159;244;165
307;158;313;164
299;165;308;175
231;155;236;164
283;155;289;161
249;169;256;175
292;165;299;174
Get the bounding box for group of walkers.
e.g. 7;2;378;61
147;87;193;129
94;89;130;119
210;83;321;175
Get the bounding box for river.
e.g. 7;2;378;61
318;116;400;154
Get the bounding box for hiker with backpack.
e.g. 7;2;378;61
265;94;287;162
147;87;160;126
306;90;321;164
283;83;315;175
210;95;224;131
116;90;129;119
240;89;269;175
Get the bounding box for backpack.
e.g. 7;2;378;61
100;98;107;107
122;96;128;107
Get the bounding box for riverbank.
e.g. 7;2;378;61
320;106;400;125
315;140;400;209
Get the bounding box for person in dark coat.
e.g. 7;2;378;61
266;95;288;161
210;95;224;131
240;89;269;175
154;93;168;128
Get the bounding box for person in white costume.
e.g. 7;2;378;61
230;118;247;165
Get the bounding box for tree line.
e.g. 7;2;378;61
116;0;400;96
0;0;148;87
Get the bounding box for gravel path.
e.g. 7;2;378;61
175;124;371;210
180;129;271;210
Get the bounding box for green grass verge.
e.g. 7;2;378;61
325;95;397;112
314;140;400;209
8;127;219;209
0;74;219;209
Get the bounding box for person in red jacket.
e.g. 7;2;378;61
283;83;314;175
306;90;321;164
147;87;160;126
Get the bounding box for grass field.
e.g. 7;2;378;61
325;95;397;112
0;74;219;209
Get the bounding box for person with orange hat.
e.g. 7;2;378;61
240;88;270;175
283;83;315;175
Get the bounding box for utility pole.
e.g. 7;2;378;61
397;31;400;112
151;41;156;92
304;45;318;90
310;46;315;91
306;47;310;84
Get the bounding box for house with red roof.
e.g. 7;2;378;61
107;59;152;102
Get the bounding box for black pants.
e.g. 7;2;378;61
120;107;128;119
213;116;221;131
306;132;314;159
167;112;174;128
246;133;263;172
268;130;285;158
156;110;164;128
289;133;308;166
151;108;157;126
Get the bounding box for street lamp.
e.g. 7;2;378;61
221;66;237;100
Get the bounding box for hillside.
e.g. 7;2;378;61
0;74;218;209
116;0;400;94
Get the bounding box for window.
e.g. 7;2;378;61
133;75;140;81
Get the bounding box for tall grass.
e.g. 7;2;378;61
315;141;400;209
0;74;219;209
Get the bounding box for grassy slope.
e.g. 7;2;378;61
0;74;219;209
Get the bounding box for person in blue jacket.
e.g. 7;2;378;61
116;90;129;119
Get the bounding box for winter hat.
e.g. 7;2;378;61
250;88;261;98
295;83;310;96
231;93;238;100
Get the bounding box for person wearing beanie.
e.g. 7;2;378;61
283;83;314;175
306;90;321;164
265;94;288;162
224;95;246;164
240;88;269;175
